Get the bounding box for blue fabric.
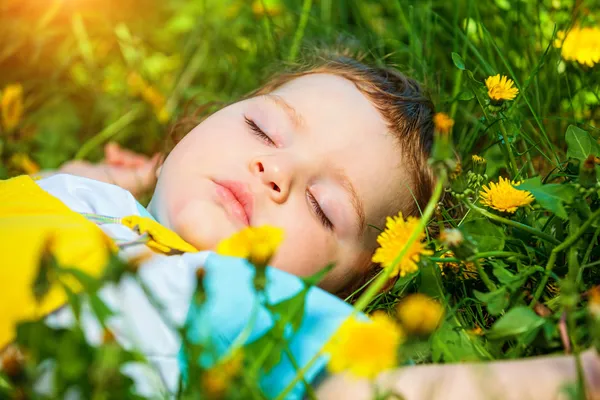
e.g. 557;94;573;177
135;202;156;220
181;253;356;399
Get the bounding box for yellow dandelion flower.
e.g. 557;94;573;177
468;325;484;336
397;294;444;335
324;312;404;379
485;74;519;102
252;0;283;17
557;26;600;67
201;351;244;398
472;155;486;164
433;112;454;134
9;153;39;175
217;225;284;267
437;251;478;280
1;83;24;132
372;212;433;278
480;176;535;213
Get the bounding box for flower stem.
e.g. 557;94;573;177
467;251;529;261
498;118;519;178
530;206;600;306
473;259;496;291
465;201;560;245
75;105;144;160
274;172;447;400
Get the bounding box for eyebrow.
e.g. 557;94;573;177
331;167;367;236
263;94;306;129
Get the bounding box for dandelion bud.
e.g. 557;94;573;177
440;228;476;260
102;329;116;344
433;112;454;135
397;294;444;336
471;155;487;176
588;286;600;319
579;154;598;189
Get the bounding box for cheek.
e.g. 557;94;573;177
269;218;336;278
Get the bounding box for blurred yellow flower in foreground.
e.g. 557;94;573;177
0;175;113;347
121;215;197;254
9;153;39;175
127;72;170;124
372;212;432;277
252;0;283;17
1;83;24;132
217;225;284;268
556;26;600;67
202;351;244;398
397;294;444;335
485;74;519;103
324;312;404;379
480;176;534;213
433;112;454;134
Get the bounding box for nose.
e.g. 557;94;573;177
250;155;294;204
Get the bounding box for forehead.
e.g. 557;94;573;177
270;73;410;237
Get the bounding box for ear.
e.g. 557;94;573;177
155;165;162;179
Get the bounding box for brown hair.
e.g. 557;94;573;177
168;52;436;297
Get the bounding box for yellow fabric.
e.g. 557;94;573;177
121;215;198;254
0;175;113;348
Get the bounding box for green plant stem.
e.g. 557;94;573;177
531;206;600;305
75;105;143;160
467;251;529;261
165;45;207;117
498;119;519;178
274;173;446;400
465;201;560;245
473;259;497;291
287;0;313;62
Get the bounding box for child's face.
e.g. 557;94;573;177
149;74;410;292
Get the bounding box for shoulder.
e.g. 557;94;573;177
36;174;140;218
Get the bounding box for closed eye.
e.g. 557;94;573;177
244;116;276;146
307;191;334;231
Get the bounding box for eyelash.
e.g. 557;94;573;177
307;191;334;231
244;116;276;146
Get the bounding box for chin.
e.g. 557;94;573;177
168;202;236;252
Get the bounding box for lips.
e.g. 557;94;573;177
213;180;254;226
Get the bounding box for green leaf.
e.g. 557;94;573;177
89;294;115;327
461;218;505;252
490;259;527;291
487;306;545;339
244;327;284;374
268;288;307;332
301;264;334;287
518;177;576;220
474;287;509;316
431;323;486;362
565;125;599;161
246;289;308;374
456;91;475;101
451;52;465;70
